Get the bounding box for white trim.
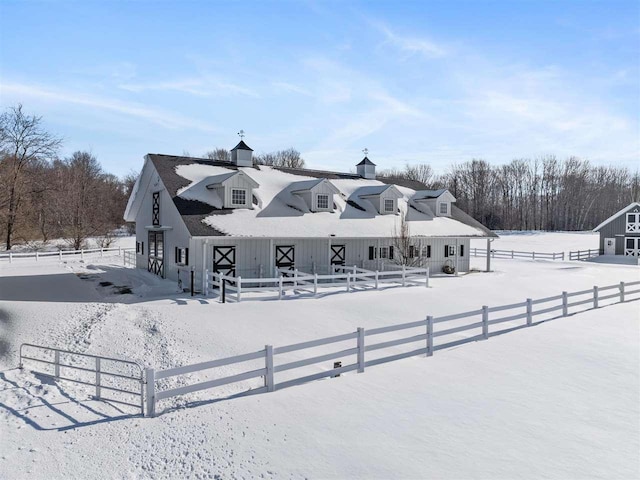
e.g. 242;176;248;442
230;188;247;207
593;202;640;232
315;193;330;211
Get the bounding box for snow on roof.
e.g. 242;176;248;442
173;163;489;238
593;202;640;232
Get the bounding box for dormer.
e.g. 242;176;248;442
205;170;259;209
356;156;376;179
412;189;456;217
290;179;340;213
358;185;403;215
231;140;254;167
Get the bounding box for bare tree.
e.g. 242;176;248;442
392;215;422;267
205;148;230;162
0;104;62;249
255;148;306;168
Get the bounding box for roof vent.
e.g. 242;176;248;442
231;130;253;167
356;149;376;179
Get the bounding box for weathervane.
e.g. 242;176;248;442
362;148;369;156
238;130;245;139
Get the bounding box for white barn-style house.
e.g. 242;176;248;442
124;140;497;288
593;202;640;256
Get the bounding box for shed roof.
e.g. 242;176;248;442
593;202;640;232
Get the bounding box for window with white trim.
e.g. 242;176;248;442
316;194;329;210
384;199;395;213
421;245;431;258
231;189;246;206
439;202;448;215
626;213;640;233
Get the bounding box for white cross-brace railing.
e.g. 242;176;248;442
143;279;639;416
19;343;145;414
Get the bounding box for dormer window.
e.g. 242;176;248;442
231;189;246;206
439;203;449;215
316;194;330;210
384;199;395;213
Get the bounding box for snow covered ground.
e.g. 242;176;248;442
472;230;599;252
0;233;638;479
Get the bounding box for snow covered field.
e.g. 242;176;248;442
472;230;599;253
0;233;638;479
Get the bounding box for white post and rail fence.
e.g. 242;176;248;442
0;247;135;263
202;265;430;303
17;279;639;417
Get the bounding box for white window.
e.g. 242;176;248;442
231;189;246;206
384;199;395;213
439;202;448;215
626;213;640;233
316;194;329;210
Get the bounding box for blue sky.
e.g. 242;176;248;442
1;0;638;177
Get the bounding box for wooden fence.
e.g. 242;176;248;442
203;265;430;302
143;279;640;416
470;248;565;260
569;249;600;261
0;246;134;263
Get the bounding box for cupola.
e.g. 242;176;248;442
356;149;376;179
231;131;253;167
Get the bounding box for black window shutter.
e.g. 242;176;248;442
369;246;375;260
444;245;449;257
427;245;431;258
141;242;144;255
389;246;394;260
460;245;464;257
175;247;178;263
185;248;189;265
136;242;140;253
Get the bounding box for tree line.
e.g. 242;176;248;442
0;105;134;250
380;158;639;230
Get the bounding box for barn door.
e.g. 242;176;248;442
625;238;640;257
213;246;236;276
148;231;164;277
275;245;295;271
331;245;345;265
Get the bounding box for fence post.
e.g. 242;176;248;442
511;250;514;259
346;273;351;292
620;281;625;303
95;357;101;399
426;316;434;357
526;298;532;326
59;250;62;261
562;252;565;260
278;276;283;300
314;273;318;295
118;246;121;256
54;350;60;377
9;252;12;263
532;251;536;260
145;368;156;417
357;328;365;373
593;286;599;309
294;269;298;288
265;345;274;392
36;251;39;261
425;267;429;288
562;291;568;316
482;306;489;339
375;270;379;289
237;276;242;302
100;248;104;258
81;249;84;261
204;269;209;296
402;265;406;287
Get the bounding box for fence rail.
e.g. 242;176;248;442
19;343;145;414
204;266;430;302
143;278;640;416
569;249;600;261
470;248;565;260
0;246;135;263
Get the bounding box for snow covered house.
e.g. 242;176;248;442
124;141;497;285
593;202;640;256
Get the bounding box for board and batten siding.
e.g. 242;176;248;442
222;174;255;209
194;236;471;280
597;204;640;255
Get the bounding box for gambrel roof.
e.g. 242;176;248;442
125;153;497;239
593;202;640;232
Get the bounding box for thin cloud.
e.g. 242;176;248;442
1;81;220;132
372;21;447;59
118;77;260;98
